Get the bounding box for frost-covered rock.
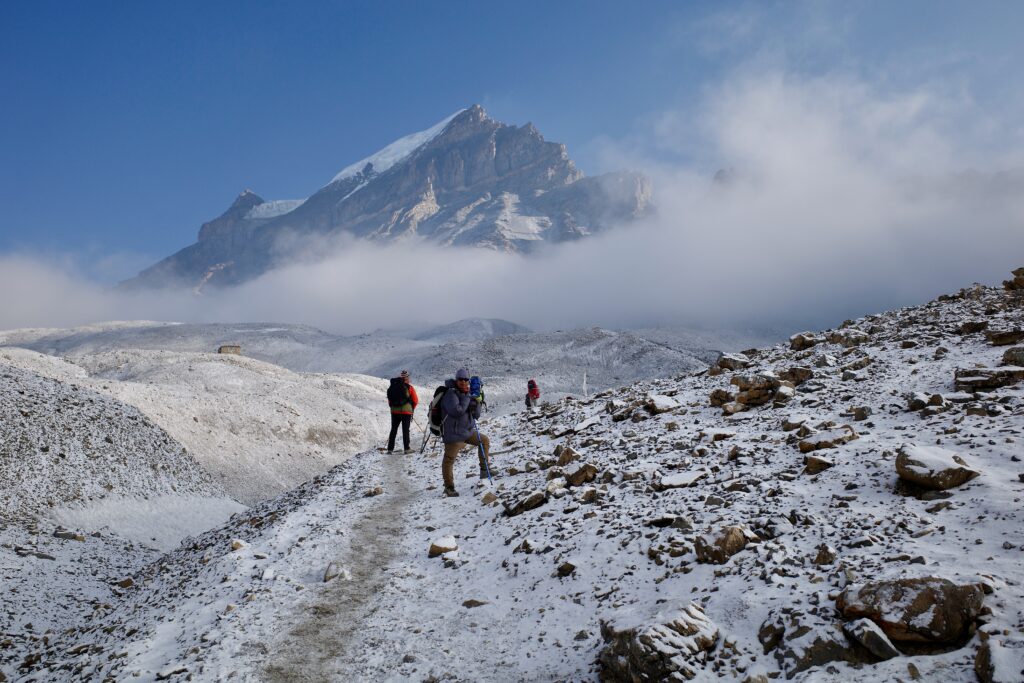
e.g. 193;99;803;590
895;445;980;490
504;490;546;517
599;602;718;682
789;332;823;351
428;536;458;558
975;636;1024;683
717;353;751;370
797;426;857;453
645;394;680;415
758;608;871;677
842;618;900;660
694;526;748;564
836;577;985;644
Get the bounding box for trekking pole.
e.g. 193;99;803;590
473;418;493;485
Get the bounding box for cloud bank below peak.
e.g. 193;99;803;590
2;68;1023;336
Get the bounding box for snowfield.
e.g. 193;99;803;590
3;274;1023;682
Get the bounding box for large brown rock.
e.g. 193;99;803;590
694;526;748;564
709;388;735;407
599;602;719;682
758;608;873;677
895;445;980;490
954;367;1024;391
503;490;547;517
566;463;598;487
975;637;1024;683
797;425;857;453
986;329;1024;346
827;329;870;347
790;332;823;351
837;577;985;644
1001;347;1024;366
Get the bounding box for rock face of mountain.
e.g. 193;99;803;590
124;105;652;290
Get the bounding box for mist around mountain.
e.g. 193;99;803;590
122;105;651;291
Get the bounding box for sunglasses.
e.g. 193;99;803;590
456;378;470;382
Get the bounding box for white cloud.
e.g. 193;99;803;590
2;68;1022;336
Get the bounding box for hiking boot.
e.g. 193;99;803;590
479;468;489;479
443;487;460;498
387;449;394;455
403;448;413;455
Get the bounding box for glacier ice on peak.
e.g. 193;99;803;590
326;109;466;186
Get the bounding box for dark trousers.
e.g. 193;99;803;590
388;413;412;451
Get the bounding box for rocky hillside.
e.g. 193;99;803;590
0;363;223;521
9;270;1023;682
122;105;652;289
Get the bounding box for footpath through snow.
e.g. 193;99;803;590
8;272;1024;682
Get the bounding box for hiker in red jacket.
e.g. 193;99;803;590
386;370;419;454
525;378;540;411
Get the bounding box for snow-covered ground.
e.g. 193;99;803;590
0;317;760;413
5;274;1023;682
0;346;391;503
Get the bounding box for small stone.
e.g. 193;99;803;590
428;536;458;558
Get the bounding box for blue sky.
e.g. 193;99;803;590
1;1;1023;282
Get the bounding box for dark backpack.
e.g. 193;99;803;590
387;378;409;408
428;385;447;435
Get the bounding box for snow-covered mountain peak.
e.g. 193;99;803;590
327;108;466;186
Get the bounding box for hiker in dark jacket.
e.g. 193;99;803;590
439;367;490;497
387;370;419;454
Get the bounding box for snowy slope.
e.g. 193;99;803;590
11;274;1024;682
0;319;714;414
0;347;395;504
327;109;465;186
0;363;224;521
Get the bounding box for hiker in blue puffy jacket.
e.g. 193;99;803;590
439;367;490;497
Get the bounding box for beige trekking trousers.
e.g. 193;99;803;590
442;432;491;488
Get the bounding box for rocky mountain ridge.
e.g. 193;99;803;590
123;105;651;290
6;269;1023;681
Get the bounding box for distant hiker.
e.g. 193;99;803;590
525;378;540;411
386;370;418;454
439;367;490;497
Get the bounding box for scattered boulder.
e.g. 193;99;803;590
790;332;823;351
717;352;751;370
709;388;736;407
778;366;814;385
694;526;748;564
1001;347;1024;366
954;367;1024;391
828;329;870;348
842;618;901;660
599;603;719;682
645;394;681;415
813;543;837;565
958;320;989;335
566;463;598;487
803;454;835;475
504;490;547;517
428;536;458;558
556;445;581;467
798;425;857;453
658;470;707;490
557;560;577;577
895;445;980;490
986;329;1024;346
731;372;783;406
975;637;1024;683
759;608;873;677
836;577;985;644
782;414;810;431
1002;266;1024;290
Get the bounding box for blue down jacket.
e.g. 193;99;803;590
440;379;482;443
